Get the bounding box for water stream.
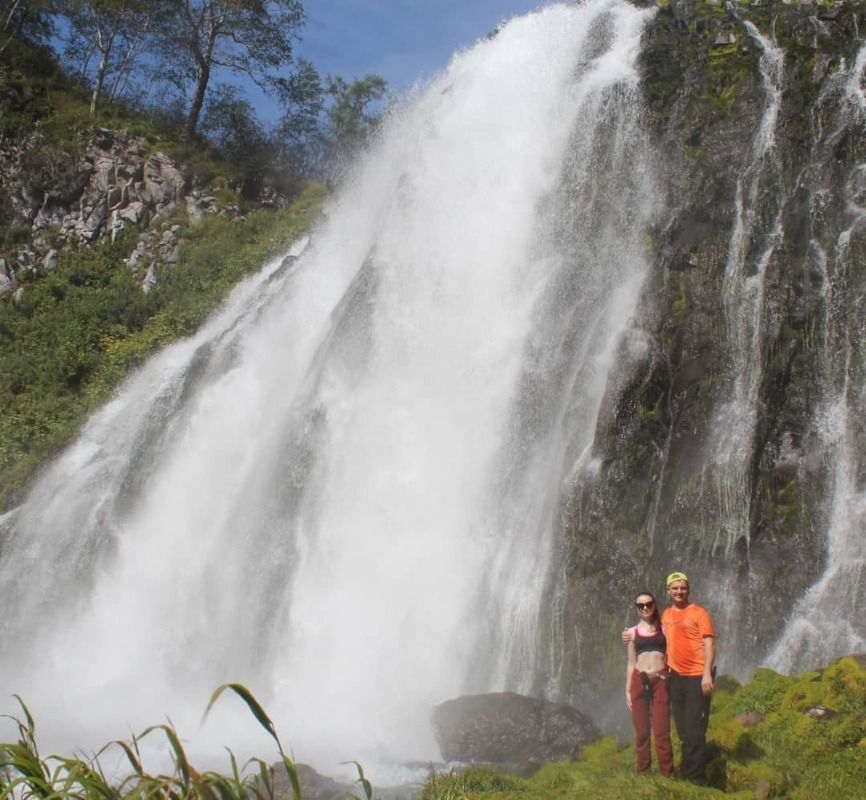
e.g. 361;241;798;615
766;42;866;670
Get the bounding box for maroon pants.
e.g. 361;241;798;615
629;669;674;776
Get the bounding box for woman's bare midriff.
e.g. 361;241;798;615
636;650;666;674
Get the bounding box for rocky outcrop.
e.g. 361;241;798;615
431;692;599;766
0;127;245;299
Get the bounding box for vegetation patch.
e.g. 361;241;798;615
0;185;325;510
421;656;866;799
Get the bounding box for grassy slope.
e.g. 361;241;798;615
0;188;325;510
420;656;866;800
0;35;325;511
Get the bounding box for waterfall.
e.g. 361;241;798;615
766;42;866;671
0;0;657;777
710;22;784;557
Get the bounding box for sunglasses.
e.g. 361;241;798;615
635;601;655;610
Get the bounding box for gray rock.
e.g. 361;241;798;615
142;152;187;206
734;710;764;727
42;249;59;270
186;196;205;225
0;274;12;295
804;705;837;720
432;692;599;766
270;762;353;800
713;31;737;46
117;201;146;224
142;263;157;293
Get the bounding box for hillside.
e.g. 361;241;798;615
0;32;325;510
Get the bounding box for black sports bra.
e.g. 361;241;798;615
634;625;666;656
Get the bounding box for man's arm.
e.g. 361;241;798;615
701;636;715;695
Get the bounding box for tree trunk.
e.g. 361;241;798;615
90;32;113;117
185;62;210;138
184;15;218;139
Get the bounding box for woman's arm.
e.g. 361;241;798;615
625;637;636;710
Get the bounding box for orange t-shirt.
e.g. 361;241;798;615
661;603;715;676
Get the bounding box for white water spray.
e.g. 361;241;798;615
710;22;785;557
767;45;866;670
0;0;657;779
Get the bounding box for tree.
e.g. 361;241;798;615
0;0;56;53
61;0;161;116
273;57;324;176
324;73;387;169
200;83;272;197
159;0;304;139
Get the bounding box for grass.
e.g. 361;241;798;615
0;684;373;800
0;660;863;798
420;655;866;799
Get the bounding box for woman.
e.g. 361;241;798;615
625;591;674;777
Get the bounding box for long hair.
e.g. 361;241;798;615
634;591;660;626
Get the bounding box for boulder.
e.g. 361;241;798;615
432;692;599;765
270;762;352;800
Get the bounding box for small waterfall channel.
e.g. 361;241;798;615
767;41;866;671
0;0;658;778
711;20;785;558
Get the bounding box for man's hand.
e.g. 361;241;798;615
625;690;632;710
621;628;635;644
701;673;714;695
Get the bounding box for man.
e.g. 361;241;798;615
623;570;716;783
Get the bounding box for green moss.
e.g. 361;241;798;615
672;274;689;319
725;760;789;796
730;668;795;715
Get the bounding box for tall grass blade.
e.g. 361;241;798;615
280;755;302;800
11;696;35;736
341;760;373;800
203;685;278;744
137;723;190;789
254;757;274;800
101;739;144;777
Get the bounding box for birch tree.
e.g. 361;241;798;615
63;0;159;116
160;0;304;139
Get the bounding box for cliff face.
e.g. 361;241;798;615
554;0;866;705
0;126;252;299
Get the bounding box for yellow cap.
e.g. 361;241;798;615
666;571;689;587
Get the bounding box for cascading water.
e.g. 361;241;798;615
709;22;784;558
766;41;866;672
0;0;658;778
689;19;788;670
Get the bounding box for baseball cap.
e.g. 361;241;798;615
666;571;689;587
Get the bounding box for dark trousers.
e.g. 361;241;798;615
629;670;674;776
668;672;711;782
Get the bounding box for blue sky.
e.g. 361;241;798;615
227;1;554;126
296;1;546;93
